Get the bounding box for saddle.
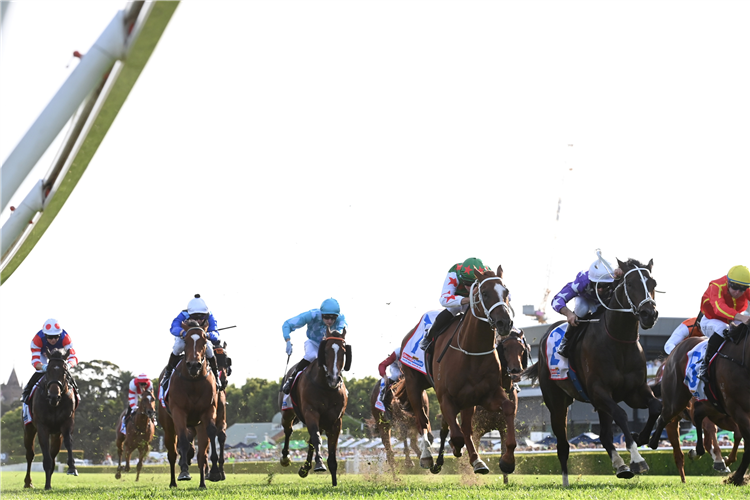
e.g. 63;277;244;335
425;313;467;385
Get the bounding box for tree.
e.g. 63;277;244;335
0;407;30;460
225;378;281;426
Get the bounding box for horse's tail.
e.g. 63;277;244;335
521;361;540;386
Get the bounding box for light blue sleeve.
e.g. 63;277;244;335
335;314;348;331
282;310;314;341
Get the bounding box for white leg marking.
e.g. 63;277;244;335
611;451;625;469
628;442;644;463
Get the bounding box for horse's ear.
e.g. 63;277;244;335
496;265;503;278
317;341;327;366
647;259;653;271
341;327;347;339
617;258;626;271
63;348;71;360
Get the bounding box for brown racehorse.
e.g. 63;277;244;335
650;348;741;482
435;327;531;479
430;266;517;475
369;377;427;476
648;327;749;485
279;328;351;486
523;258;661;486
211;345;230;481
23;349;78;490
115;390;156;481
157;320;220;489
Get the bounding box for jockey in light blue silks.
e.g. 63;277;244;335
162;294;222;392
281;298;348;394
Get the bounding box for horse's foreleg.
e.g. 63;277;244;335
196;426;209;489
596;411;633;479
498;395;517;474
327;418;342;486
460;407;488;475
378;419;396;476
206;420;221;482
665;419;685;482
439;396;464;458
35;427;54;490
136;445;146;481
173;412;193;482
24;423;37;489
727;410;750;486
280;410;294;467
404;374;432;469
307;420;327;473
430;417;449;475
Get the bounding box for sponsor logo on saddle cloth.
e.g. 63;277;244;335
121;416;127;434
685;340;709;402
546;323;571;381
400;310;441;375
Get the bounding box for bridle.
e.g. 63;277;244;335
596;267;656;315
45;361;69;396
450;277;514;356
181;324;208;377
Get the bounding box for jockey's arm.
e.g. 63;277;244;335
378;352;397;377
208;314;220;344
282;310;314;342
170;313;188;337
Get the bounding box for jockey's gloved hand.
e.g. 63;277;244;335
285;341;293;356
40;363;48;372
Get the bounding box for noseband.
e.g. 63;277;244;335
469;277;515;333
597;267;656;315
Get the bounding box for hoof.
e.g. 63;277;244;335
314;463;327;473
429;464;442;475
177;471;192;481
299;468;309;478
630;460;649;475
280;457;291;467
208;472;222;482
616;465;634;479
404;460;414;468
688;449;698;461
45;485;52;491
714;463;731;474
24;483;33;489
499;458;515;475
472;459;490;475
420;457;434;469
220;471;226;481
67;468;78;476
115;471;121;480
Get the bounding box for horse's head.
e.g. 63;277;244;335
181;319;209;378
139;390;157;423
469;265;514;336
497;328;531;382
44;348;70;407
614;258;658;329
317;327;351;389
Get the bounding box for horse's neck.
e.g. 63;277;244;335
603;310;639;342
460;314;496;350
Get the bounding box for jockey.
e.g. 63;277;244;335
663;316;703;355
551;249;624;358
162;294;222;392
22;318;79;404
281;298;348;395
377;346;402;403
698;265;750;383
125;373;153;426
419;257;492;350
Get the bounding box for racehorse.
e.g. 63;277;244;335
648;326;749;486
115;389;156;481
650;349;741;482
369;377;426;476
430;266;517;476
522;258;661;486
23;348;78;490
157;319;220;489
434;327;531;479
279;328;351;486
210;344;230;481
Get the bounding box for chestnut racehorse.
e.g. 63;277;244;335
648;325;749;486
523;258;661;486
279;328;351;486
430;266;517;475
115;389;156;481
23;349;78;490
157;320;220;489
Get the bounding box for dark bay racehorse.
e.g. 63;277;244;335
211;348;229;481
369;377;426;475
157;320;220;489
279;328;351;486
115;390;156;481
23;349;78;490
648;324;749;486
523;258;661;486
431;267;517;475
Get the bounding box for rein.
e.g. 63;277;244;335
469;277;515;332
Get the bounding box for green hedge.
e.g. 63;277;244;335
67;449;743;476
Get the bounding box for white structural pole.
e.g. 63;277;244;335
1;180;44;258
0;10;126;213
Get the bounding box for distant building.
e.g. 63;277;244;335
1;368;23;406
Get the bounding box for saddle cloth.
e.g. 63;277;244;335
400;310;441;374
281;370;305;411
546;323;570;380
374;379;387;412
684;340;709;401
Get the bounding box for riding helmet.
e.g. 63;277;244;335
42;318;62;336
458;257;488;285
727;265;750;287
320;298;340;316
187;294;209;314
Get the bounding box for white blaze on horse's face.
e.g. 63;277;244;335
191;333;200;358
329;343;341;383
493;282;509;305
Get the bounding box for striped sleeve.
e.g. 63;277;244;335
61;335;78;367
128;379;138;408
30;335;44;368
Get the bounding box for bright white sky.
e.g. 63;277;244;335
1;0;749;389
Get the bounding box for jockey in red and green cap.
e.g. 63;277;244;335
419;257;492;350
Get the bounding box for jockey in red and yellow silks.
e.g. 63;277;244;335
697;265;750;382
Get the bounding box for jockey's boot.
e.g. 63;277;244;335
557;324;578;359
124;406;132;427
699;333;724;384
419;309;454;351
21;372;44;403
208;356;223;391
162;353;182;392
282;359;310;395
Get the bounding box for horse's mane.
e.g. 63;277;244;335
46;348;68;360
184;319;202;329
619;258;647;270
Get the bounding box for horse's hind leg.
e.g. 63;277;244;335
665;419;686;482
207;421;222;482
61;423;78;476
542;382;573;487
430;417;450;475
279;410;294;467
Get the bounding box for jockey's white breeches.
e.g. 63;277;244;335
699;316;729;339
303;339;320;362
574;297;600;318
172;336;215;358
